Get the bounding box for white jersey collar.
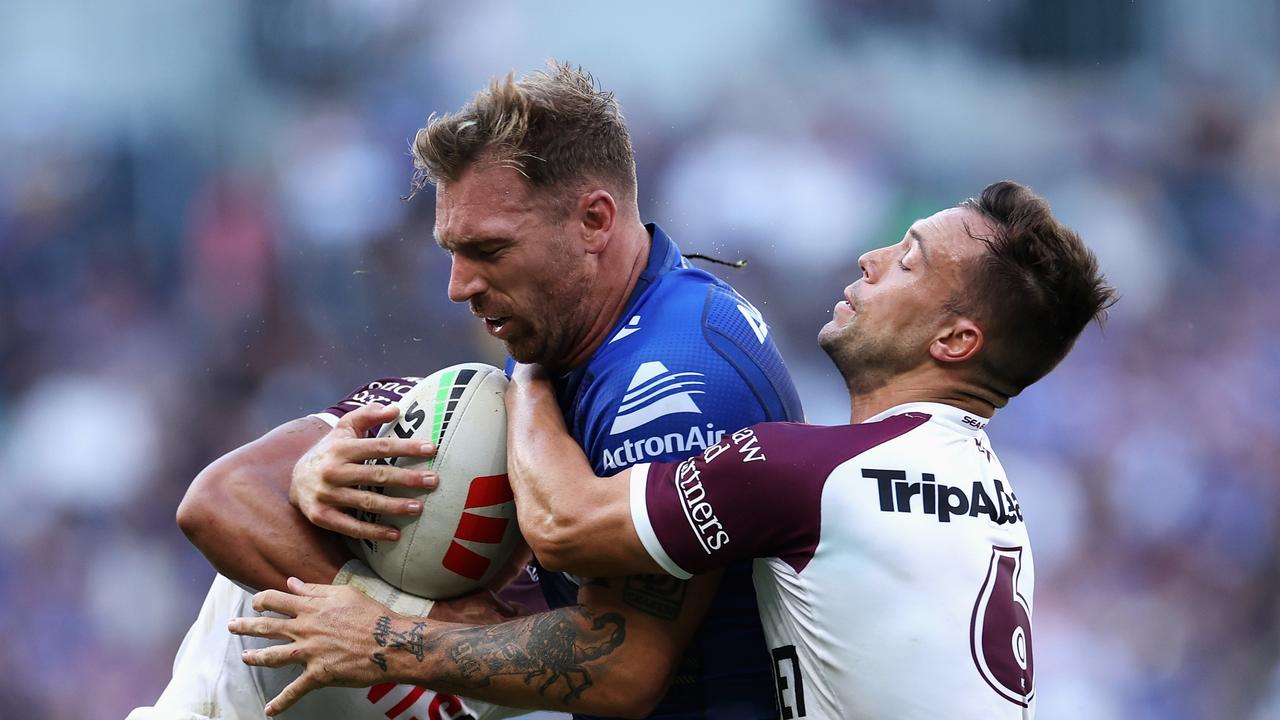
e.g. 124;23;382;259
866;401;990;436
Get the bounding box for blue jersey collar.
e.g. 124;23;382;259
510;224;684;377
623;223;684;318
548;224;684;416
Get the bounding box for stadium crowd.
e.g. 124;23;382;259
0;1;1277;718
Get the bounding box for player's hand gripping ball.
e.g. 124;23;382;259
352;363;521;599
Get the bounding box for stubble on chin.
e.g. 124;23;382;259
820;324;899;396
502;331;544;365
504;318;570;367
819;325;859;385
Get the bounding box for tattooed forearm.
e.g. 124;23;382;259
443;607;626;703
372;607;626;706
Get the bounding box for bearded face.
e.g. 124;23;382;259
435;164;596;367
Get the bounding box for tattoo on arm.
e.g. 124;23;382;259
370;607;626;705
622;575;688;621
373;615;427;660
368;614;430;675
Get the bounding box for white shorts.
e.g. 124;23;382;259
128;574;562;720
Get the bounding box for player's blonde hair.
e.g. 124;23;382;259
410;61;638;215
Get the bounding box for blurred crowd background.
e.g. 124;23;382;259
1;1;1277;718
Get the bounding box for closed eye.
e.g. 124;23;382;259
461;242;509;261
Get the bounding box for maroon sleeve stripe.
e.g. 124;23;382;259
641;414;930;576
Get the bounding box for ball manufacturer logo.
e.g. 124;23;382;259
441;473;514;581
367;683;476;720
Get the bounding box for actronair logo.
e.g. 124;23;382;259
601;423;726;471
609;361;706;435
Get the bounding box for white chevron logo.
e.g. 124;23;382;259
609;361;705;435
609;315;641;344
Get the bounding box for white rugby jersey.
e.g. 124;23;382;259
127;573;499;720
630;402;1036;720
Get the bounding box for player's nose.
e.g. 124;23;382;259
857;248;877;282
447;256;488;303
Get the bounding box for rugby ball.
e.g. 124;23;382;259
351;363;520;599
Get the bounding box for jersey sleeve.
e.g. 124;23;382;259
628;422;814;579
311;376;423;426
630;416;930;578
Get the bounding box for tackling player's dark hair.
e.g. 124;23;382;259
954;181;1118;396
410;61;638;215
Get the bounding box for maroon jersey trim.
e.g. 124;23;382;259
641;413;930;576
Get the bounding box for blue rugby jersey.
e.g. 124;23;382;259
526;224;803;720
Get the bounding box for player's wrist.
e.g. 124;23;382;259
334;559;435;617
374;612;445;687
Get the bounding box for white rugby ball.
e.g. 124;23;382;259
351;363;519;599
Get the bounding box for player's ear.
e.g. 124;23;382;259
579;189;617;254
930;317;983;364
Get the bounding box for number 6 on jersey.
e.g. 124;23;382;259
970;545;1035;707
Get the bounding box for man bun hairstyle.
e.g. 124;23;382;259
955;181;1118;396
410;61;638;214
